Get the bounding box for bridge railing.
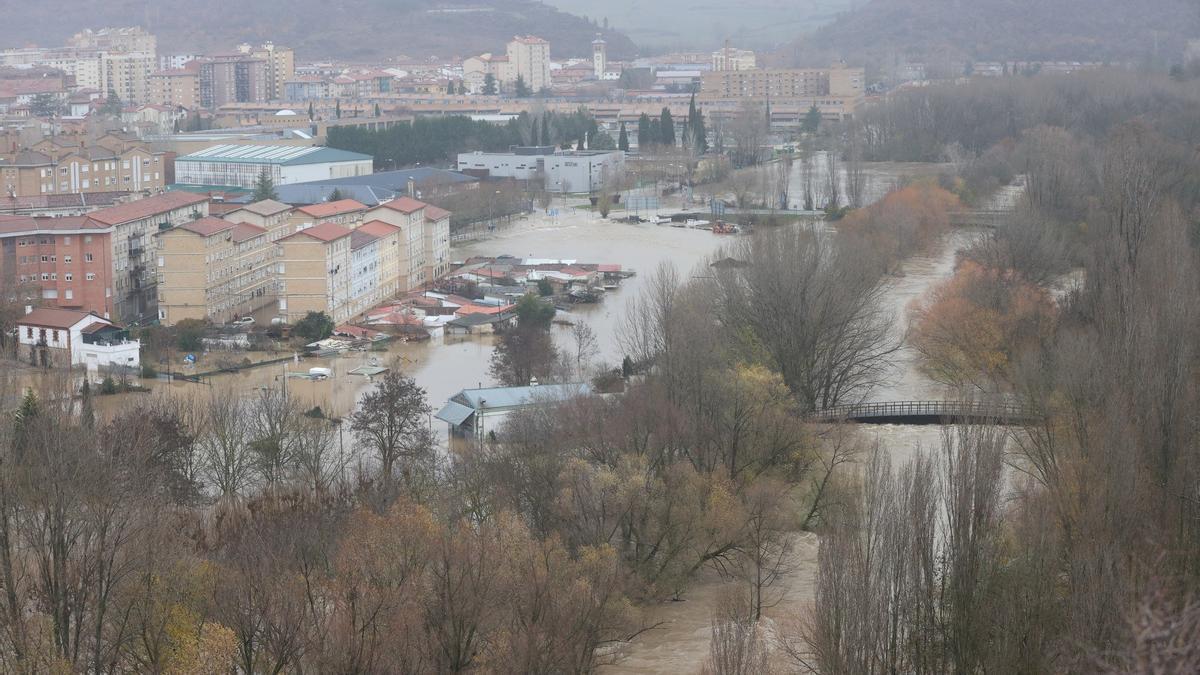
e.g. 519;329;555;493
811;400;1042;422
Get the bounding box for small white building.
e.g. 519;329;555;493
17;307;140;373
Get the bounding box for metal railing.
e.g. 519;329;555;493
812;400;1042;424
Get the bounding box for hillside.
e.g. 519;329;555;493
0;0;638;61
782;0;1200;67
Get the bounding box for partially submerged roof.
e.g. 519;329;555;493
435;400;475;426
448;383;592;413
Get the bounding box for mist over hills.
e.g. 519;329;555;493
781;0;1200;67
0;0;638;60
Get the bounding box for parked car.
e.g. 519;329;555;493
232;317;255;327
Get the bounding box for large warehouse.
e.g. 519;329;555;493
174;144;374;189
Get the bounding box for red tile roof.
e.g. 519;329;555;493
0;215;108;236
177;216;236;237
376;196;426;214
231;222;267;242
350;229;379;250
358;220;402;237
20;308;108;330
86;192;208;226
423;205;451;221
297;199;368;218
281;221;352;243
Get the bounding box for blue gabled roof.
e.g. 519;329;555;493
450;383;592;412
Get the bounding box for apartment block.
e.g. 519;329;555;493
199;55;270;109
239;42;295;100
0;142;166;198
505;36;551;92
712;46;757;72
422;204;451;282
104;51;157;105
365;197;428;293
288;199;369;230
699;64;865;117
150;63;200;109
68;27;157;55
155;216;276;324
278;222;353;323
0;214;115;316
83;192;211;322
224;199;295;240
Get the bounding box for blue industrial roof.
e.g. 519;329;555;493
294;167;478;189
176;144;372;166
435;400;475;426
272;184;397;206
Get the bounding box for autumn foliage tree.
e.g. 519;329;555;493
910;260;1056;389
839;182;961;269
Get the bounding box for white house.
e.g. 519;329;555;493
17;307;140;373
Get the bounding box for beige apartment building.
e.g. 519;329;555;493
150;64;200;109
712;46;757;71
1;144;166;198
155;217;276;324
700;64;865;118
278;222;353;323
104;51;157;105
240;43;295;101
199;55;270;109
225;199;295;241
288;199;369;231
365;197;429;293
506;36;551;92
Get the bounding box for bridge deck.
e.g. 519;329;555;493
812;401;1041;426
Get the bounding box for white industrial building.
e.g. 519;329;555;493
457;147;624;193
175;144;374;189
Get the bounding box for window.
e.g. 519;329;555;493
80;165;88;173
25;327;31;338
64;289;72;300
40;255;48;263
51;330;58;342
85;253;93;262
63;256;71;264
40;273;48;281
64;273;72;281
49;273;56;281
86;273;96;281
84;236;92;243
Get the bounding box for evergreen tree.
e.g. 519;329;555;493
515;74;531;97
802;105;822;134
530;118;539;146
483;73;498;95
307;101;314;121
659;107;675;147
637;113;652;148
684;93;698;149
447;80;455;94
252;167;279;202
14;388;38;456
80;379;94;430
576;135;585;150
335;99;342;119
693;108;709;153
374;102;381;117
541;112;552;145
618;121;629;151
100;88;122;117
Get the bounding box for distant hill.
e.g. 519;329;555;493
781;0;1200;67
0;0;638;61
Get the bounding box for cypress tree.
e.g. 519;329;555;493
659;107;675;147
335;99;341;119
542;112;552;145
307;101;314;121
618;121;629;151
637;113;651;148
530;118;539;146
693;108;708;153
